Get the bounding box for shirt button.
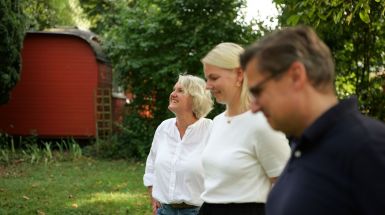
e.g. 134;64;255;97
294;150;301;158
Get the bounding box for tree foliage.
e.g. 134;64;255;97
78;0;118;34
0;0;26;104
274;0;385;121
80;0;258;159
21;0;77;30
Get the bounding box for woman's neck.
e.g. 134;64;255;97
226;105;246;117
175;113;198;139
225;87;248;116
226;97;248;117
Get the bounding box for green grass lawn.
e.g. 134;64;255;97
0;158;152;215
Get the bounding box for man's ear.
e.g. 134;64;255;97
288;61;307;90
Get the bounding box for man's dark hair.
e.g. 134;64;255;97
240;26;335;89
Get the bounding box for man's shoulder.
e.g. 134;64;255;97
325;112;385;154
348;113;385;141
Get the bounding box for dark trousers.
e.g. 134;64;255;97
198;202;265;215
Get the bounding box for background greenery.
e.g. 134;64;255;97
79;0;259;159
1;0;384;160
1;1;385;214
0;0;25;104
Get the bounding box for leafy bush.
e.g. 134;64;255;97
0;0;26;104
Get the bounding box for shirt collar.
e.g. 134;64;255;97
188;117;203;129
170;117;203;133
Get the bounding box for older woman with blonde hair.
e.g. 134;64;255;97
144;74;213;215
199;43;291;215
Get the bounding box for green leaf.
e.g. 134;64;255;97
359;10;370;24
287;15;300;25
346;13;353;24
333;11;343;24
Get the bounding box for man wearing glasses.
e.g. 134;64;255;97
240;26;385;215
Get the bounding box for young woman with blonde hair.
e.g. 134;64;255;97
199;43;291;215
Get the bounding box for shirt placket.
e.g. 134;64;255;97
168;127;191;201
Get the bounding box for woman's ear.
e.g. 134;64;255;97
235;67;244;86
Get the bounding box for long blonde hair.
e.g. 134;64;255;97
201;42;251;112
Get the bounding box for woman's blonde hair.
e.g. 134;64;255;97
178;74;213;118
201;42;251;112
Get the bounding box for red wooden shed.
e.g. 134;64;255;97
0;28;113;139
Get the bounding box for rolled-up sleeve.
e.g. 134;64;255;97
143;126;161;187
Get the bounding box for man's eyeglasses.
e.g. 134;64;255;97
249;73;280;99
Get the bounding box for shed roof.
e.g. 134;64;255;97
27;28;109;63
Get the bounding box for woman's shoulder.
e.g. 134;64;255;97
253;111;267;120
200;117;213;124
250;112;287;140
239;111;278;133
195;117;213;129
212;112;226;122
157;118;176;130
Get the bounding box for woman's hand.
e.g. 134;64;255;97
151;198;160;215
148;186;160;215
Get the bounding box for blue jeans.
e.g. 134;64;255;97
157;204;200;215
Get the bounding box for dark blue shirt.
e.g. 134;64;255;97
266;98;385;215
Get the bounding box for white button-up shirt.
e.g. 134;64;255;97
201;111;290;203
143;117;212;206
